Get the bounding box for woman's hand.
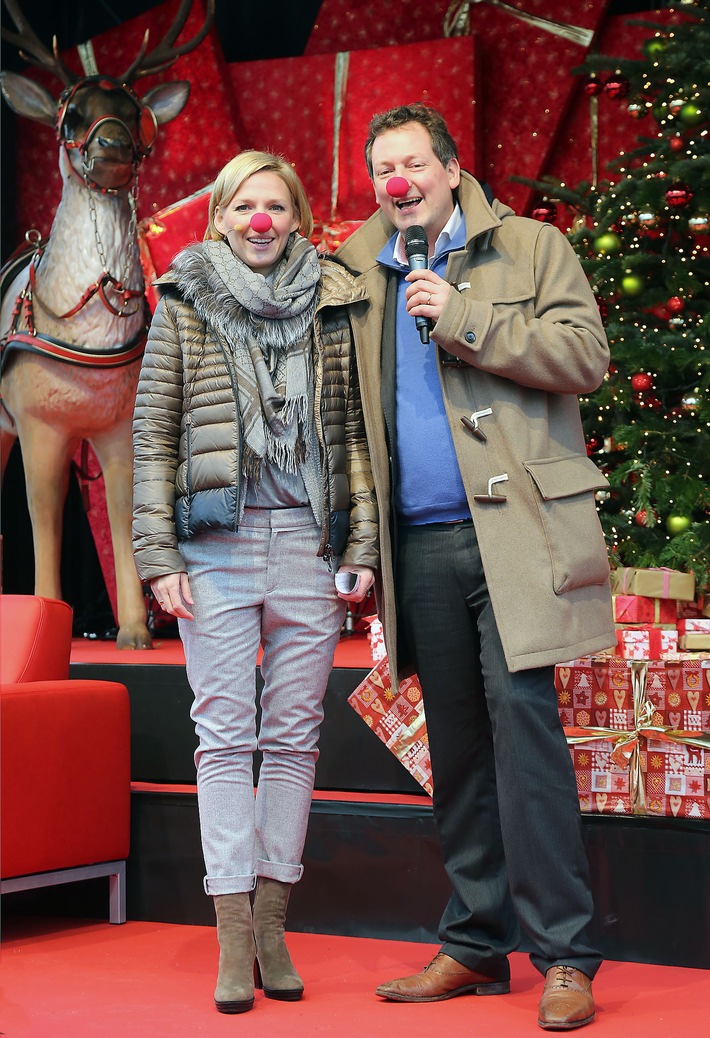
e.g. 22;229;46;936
150;572;194;620
404;269;451;327
335;565;376;603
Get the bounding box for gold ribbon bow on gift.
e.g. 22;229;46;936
443;0;594;47
563;660;710;815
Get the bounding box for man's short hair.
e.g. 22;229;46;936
364;102;459;178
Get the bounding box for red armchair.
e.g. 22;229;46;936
0;595;131;923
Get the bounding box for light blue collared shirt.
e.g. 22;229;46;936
376;205;471;525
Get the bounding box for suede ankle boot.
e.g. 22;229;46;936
213;892;256;1013
253;877;304;1001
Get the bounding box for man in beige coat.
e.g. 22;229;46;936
335;103;615;1030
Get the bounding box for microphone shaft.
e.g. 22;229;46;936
407;252;430;344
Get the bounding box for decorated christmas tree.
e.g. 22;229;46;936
517;0;710;595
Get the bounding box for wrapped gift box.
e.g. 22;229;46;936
615;625;678;660
570;739;632;815
556;655;710;817
613;594;677;625
641;738;709;819
304;0;612;217
229;36;479;225
348;657;433;795
610;567;696;602
139;184;212;312
643;657;710;731
555;656;635;731
680;634;710;651
678;618;710;634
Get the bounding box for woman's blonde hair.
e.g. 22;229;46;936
204;150;314;241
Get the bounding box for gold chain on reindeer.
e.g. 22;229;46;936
86;173;143;315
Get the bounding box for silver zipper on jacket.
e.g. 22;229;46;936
313;315;333;568
214;331;243;528
184;412;193;500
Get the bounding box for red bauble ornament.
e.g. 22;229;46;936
595;295;609;321
627;102;647;120
631;372;654;392
665;183;693;207
689;214;710;234
649;302;672;321
531;202;557;223
586;435;602;455
386;176;409;198
604;74;630;100
635;509;649;526
667;296;685;314
250;212;273;233
583;74;603;97
669;134;685;153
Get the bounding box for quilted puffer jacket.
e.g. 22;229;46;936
132;245;378;582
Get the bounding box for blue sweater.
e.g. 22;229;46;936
377;222;471;525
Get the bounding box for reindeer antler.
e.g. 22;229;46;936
120;0;216;85
1;0;77;85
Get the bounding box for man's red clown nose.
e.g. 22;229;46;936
386;176;409;198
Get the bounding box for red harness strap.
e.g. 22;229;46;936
27;259;145;319
1;328;147;370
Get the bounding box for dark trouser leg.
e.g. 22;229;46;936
397;521;517;980
396;521;601;980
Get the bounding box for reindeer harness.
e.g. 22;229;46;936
1;235;148;372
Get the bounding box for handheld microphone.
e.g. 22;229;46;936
404;225;431;345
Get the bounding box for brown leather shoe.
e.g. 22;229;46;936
538;965;595;1030
375;952;510;1002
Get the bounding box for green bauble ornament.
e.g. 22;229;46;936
594;232;622;255
678;102;703;126
644;37;667;57
666;514;691;535
620;273;645;297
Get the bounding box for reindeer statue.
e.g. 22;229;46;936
0;0;214;647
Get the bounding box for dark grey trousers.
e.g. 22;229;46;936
396;519;602;981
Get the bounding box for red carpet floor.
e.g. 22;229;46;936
1;918;707;1038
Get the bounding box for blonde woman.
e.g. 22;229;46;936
133;151;378;1013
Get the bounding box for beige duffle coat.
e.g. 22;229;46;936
335;171;616;676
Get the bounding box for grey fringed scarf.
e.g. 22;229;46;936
201;234;321;480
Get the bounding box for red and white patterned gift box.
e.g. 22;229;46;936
555;656;635;731
348;657;433;795
569;739;632;816
615;625;678;660
641;738;709;820
643;658;710;731
556;655;710;817
678;619;710;634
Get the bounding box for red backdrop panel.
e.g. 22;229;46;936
304;0;612;215
229;36;479;224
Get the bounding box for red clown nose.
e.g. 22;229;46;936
386;176;409;198
250;212;273;233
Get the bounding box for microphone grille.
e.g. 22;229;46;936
404;225;428;258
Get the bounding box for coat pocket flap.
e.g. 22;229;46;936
524;455;609;501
